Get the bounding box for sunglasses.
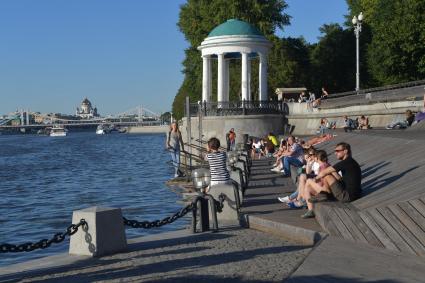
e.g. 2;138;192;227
334;149;344;152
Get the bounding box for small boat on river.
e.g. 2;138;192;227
96;124;106;135
96;124;127;135
50;126;67;137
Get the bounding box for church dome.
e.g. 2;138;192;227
82;98;92;106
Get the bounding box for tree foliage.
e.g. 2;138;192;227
348;0;425;84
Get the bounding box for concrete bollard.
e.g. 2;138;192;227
235;160;248;187
229;169;244;202
208;183;240;222
69;206;127;257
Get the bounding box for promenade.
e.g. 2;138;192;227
1;130;425;282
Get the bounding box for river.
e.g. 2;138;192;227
0;132;187;266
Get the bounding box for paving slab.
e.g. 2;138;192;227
287;236;425;283
0;226;311;283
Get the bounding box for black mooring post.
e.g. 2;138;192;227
191;203;197;233
199;197;209;232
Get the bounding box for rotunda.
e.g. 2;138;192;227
198;19;272;103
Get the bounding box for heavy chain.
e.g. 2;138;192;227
215;193;226;213
0;219;87;253
123;196;205;229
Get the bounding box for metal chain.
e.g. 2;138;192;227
215;193;226;213
123;196;208;229
0;219;87;253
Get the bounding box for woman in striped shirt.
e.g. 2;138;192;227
205;137;230;191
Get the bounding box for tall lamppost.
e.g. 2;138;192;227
352;12;363;92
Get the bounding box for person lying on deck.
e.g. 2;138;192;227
303;134;334;148
300;142;362;219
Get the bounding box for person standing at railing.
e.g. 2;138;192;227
226;128;236;151
167;122;185;178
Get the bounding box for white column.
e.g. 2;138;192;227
202;56;211;102
247;58;251;101
259;53;268;101
208;58;212;102
217;53;225;104
241;52;249;102
224;58;230;103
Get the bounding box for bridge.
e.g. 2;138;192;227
0;105;165;133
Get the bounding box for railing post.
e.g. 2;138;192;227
185;96;192;171
242;99;246;115
198;101;203;152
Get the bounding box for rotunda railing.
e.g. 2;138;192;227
185;100;288;117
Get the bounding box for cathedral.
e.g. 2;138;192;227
75;98;99;119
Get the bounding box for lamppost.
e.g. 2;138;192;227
352;12;363;92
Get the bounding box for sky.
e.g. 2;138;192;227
0;0;348;116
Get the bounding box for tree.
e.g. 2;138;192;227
268;36;311;94
309;24;355;93
348;0;425;85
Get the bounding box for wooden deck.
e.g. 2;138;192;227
313;130;425;257
241;136;425;282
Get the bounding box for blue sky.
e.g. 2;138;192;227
0;0;348;116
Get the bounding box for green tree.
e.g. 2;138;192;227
348;0;425;84
309;24;355;92
268;36;311;94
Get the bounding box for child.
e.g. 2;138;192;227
205;137;230;192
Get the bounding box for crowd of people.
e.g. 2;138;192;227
260;133;362;219
167;104;424;219
297;87;328;109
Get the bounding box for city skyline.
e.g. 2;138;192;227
0;0;348;116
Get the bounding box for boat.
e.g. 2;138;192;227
37;128;51;136
96;124;106;135
50;126;67;137
96;124;126;135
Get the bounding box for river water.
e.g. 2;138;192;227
0;132;187;267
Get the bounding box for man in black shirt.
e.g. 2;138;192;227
315;142;362;202
301;142;362;219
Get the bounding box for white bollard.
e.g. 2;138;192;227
69;206;127;257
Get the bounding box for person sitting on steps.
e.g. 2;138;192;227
301;142;362;219
204;137;230;193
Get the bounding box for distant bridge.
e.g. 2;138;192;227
0;105;165;133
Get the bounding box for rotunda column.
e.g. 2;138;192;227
202;55;212;102
259;53;268;102
224;58;230;104
247;57;251;101
217;53;225;105
241;52;249;102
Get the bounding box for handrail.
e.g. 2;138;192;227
326;79;425;100
185;100;288;117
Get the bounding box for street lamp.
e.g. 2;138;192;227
352;12;363;92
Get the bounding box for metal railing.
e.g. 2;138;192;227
186;100;288;117
326;79;425;100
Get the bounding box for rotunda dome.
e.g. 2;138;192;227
207;19;264;38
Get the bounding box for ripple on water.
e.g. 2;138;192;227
0;133;184;266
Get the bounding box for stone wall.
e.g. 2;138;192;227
286;100;423;135
181;114;285;145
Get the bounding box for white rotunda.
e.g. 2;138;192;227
198;19;272;103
